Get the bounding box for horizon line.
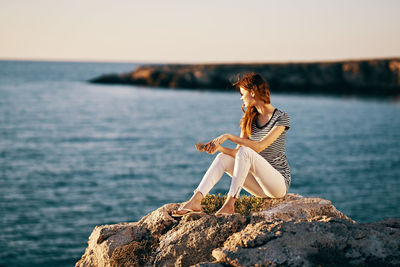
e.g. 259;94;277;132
1;56;399;65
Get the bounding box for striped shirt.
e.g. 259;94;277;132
249;108;291;193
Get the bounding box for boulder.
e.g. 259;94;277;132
75;193;399;266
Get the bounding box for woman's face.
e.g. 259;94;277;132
240;87;255;108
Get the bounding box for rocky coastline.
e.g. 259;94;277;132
76;193;399;266
89;58;400;97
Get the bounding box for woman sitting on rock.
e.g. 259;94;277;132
172;72;291;217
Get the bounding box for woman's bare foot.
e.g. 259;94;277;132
215;206;235;215
215;195;236;215
173;191;204;216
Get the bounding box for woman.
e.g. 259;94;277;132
172;72;291;217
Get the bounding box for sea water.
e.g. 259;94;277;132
0;60;399;266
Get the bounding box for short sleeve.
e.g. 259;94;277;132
275;112;290;130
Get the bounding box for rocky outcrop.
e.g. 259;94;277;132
76;193;399;266
89;58;400;97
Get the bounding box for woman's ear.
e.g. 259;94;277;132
250;91;255;97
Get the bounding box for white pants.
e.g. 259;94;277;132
194;146;287;199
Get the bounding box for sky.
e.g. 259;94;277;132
1;0;399;63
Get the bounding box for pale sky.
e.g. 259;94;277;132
1;0;399;63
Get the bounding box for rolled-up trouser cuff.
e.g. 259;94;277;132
227;185;242;198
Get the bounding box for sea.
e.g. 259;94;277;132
0;60;399;266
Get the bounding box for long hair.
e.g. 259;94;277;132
232;72;271;137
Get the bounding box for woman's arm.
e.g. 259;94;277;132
217;129;248;157
205;129;248;157
227;125;286;153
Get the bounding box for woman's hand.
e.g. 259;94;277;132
204;144;221;155
204;134;229;154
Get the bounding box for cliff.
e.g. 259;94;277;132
89;58;400;97
76;193;399;266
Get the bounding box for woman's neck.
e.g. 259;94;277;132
255;103;275;116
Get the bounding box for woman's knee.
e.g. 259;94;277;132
237;146;253;159
215;152;234;165
216;152;232;160
214;153;234;171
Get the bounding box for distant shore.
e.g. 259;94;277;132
89;57;400;97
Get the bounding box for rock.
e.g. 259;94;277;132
212;218;400;266
75;193;400;266
75;222;149;267
137;203;180;237
152;214;246;266
253;193;354;223
89;58;400;97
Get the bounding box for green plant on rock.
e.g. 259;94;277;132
201;193;265;216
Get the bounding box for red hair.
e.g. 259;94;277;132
232;72;271;137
